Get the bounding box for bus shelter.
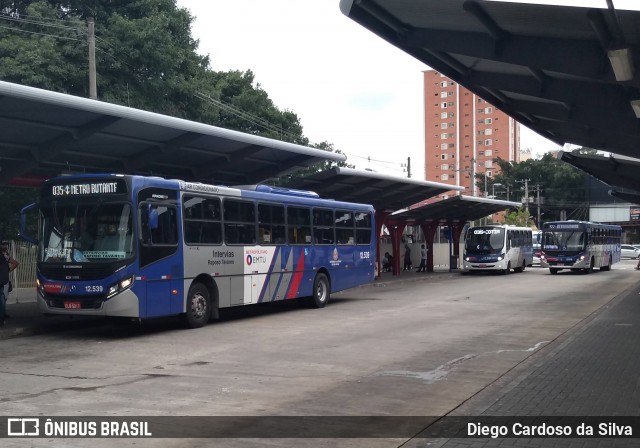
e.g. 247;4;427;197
0;81;344;187
283;168;518;276
391;195;521;273
340;0;640;161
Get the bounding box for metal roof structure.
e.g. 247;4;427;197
392;194;521;223
281;167;464;212
0;81;345;187
340;0;640;159
559;151;640;205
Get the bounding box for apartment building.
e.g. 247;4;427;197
424;70;520;198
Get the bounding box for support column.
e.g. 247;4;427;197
447;221;466;270
419;221;438;272
387;221;407;276
374;210;391;279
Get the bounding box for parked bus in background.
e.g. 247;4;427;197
540;221;621;274
533;230;542;265
20;174;376;328
462;225;533;274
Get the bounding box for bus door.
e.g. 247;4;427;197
139;201;180;316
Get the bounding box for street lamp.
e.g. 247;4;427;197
492;183;503;199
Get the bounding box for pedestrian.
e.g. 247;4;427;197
635;257;640;270
0;246;8;326
1;242;19;320
417;244;428;272
403;242;412;271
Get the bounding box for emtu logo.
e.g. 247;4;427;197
246;255;253;265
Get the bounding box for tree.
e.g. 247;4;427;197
0;0;352;239
503;207;531;227
272;141;355;186
487;153;587;226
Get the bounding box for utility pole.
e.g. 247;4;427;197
88;17;97;100
401;157;412;178
535;184;542;228
518;179;531;221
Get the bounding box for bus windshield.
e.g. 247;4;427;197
542;229;586;252
41;201;134;263
465;227;505;253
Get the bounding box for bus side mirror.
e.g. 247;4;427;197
19;202;39;245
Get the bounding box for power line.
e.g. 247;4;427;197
0;13;83;32
0;23;84;42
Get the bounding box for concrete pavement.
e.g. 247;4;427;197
0;268;454;340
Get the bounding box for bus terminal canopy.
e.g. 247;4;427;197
0;81;345;187
281;167;463;213
558;151;640;205
340;0;640;159
393;195;522;225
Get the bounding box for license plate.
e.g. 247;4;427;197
557;263;564;267
479;264;487;268
64;301;81;309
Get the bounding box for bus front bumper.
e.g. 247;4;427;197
462;259;507;271
540;258;586;269
37;289;140;318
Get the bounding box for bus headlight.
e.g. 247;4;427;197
107;276;135;299
578;253;585;261
497;253;505;261
36;278;44;295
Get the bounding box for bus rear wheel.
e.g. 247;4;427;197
310;273;330;308
600;256;612;272
182;282;211;328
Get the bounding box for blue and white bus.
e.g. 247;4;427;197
462;225;533;274
21;174;376;328
540;221;621;274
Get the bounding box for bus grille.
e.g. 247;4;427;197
38;263;126;280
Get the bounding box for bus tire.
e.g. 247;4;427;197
601;256;612;271
182;282;211;328
311;273;330;308
502;262;511;275
585;257;594;274
550;268;559;275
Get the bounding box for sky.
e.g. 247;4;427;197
175;0;639;178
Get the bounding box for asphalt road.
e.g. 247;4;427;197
1;260;639;448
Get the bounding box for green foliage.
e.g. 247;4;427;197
273;141;355;186
487;153;587;226
0;187;38;240
0;0;357;239
503;208;531;227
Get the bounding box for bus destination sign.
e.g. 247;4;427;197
49;180;126;197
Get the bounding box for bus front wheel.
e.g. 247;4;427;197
182;282;211;328
310;273;331;308
601;256;612;271
502;262;511;275
584;257;595;274
550;268;559;275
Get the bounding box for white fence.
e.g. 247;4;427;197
5;240;37;289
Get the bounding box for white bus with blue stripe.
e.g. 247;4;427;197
21;174;376;328
462;225;533;274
